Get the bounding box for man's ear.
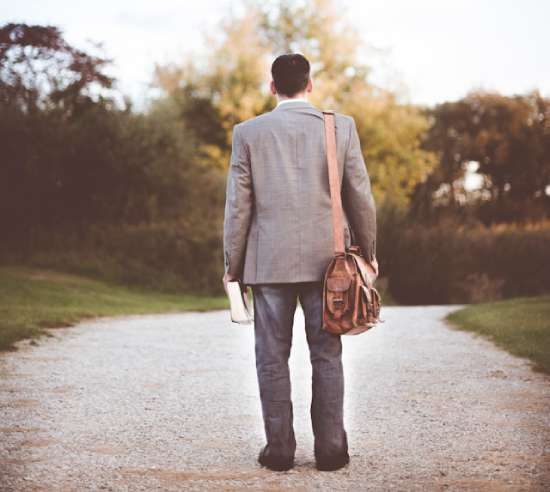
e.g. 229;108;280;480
270;80;277;95
306;77;313;93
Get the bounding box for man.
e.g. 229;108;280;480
223;53;378;472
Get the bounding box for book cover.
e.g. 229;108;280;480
225;281;254;324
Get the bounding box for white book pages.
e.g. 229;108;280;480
226;281;254;324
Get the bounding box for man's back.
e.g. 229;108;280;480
223;99;376;285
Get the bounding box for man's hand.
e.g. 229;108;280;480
222;272;239;292
365;256;379;285
369;256;379;277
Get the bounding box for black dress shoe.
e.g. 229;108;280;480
315;450;350;471
258;445;294;471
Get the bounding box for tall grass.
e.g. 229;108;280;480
2;218;549;305
385;219;550;304
1;219;224;294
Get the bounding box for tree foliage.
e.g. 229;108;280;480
0;23;113;112
411;91;550;223
0;23;218;248
154;0;436;209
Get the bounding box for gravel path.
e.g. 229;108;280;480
1;305;549;491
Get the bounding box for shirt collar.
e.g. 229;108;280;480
276;97;309;107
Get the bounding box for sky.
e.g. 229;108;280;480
2;0;549;108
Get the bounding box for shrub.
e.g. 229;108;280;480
386;222;550;304
1;219;225;294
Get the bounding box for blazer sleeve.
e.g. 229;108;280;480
223;124;253;277
341;116;377;262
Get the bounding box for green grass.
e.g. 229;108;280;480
0;265;228;351
446;295;550;374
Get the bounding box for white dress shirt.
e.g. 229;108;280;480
276;97;308;107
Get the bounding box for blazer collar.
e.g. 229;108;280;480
273;100;314;110
272;100;325;121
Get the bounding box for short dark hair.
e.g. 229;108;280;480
271;53;310;97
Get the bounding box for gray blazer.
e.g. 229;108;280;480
223;100;376;285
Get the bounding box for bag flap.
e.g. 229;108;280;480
349;252;375;287
326;275;352;292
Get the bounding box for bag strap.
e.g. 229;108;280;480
323;110;346;255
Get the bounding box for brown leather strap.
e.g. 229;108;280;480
323;110;345;255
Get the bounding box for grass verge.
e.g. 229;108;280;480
446;295;550;374
0;265;228;351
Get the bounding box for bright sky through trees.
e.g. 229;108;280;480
2;0;549;107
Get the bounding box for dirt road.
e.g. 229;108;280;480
1;305;549;491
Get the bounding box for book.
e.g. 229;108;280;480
225;281;254;324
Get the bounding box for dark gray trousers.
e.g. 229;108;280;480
251;281;348;460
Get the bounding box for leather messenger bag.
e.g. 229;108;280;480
321;110;382;335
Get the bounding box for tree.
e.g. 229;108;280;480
154;9;272;171
468;91;550;222
0;23;206;240
411;91;550;223
153;0;436;209
0;23;113;112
